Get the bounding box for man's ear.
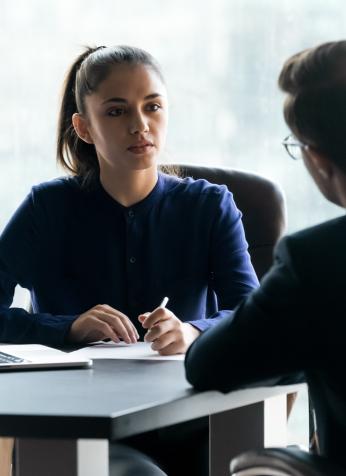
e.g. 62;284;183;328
72;113;94;144
306;148;332;180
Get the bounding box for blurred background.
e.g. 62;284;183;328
1;0;344;447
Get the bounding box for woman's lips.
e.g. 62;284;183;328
127;144;154;154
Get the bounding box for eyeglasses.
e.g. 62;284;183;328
282;134;309;160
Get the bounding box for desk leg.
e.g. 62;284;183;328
15;438;109;476
209;394;287;476
0;437;14;476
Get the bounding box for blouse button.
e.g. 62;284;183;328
128;210;135;218
129;257;136;264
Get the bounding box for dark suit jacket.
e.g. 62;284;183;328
185;215;346;468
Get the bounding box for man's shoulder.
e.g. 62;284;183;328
276;215;346;281
283;215;346;250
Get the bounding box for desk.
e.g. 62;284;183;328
0;359;303;476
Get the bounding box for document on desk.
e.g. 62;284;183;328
70;341;184;361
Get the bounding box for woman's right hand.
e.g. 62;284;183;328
67;304;139;344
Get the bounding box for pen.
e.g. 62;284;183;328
159;296;169;308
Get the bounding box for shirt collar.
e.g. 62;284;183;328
90;172;168;215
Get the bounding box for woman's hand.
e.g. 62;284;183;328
68;304;139;344
138;307;201;355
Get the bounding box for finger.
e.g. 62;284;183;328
150;331;176;352
144;320;172;342
105;305;140;340
111;314;139;343
94;309;138;343
158;341;184;356
141;308;172;329
94;311;135;344
98;305;139;340
97;321;121;343
138;312;150;323
88;317;121;344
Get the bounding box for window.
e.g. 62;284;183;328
0;0;344;235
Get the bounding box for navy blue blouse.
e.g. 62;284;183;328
0;172;259;346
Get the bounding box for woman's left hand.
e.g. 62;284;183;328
138;307;201;355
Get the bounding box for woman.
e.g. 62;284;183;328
0;45;258;354
185;40;346;469
0;45;258;476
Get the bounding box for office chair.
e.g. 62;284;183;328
109;444;167;476
230;447;346;476
166;164;287;280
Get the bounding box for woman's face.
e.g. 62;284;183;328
79;63;168;174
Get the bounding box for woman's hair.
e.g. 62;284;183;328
279;40;346;171
57;45;165;185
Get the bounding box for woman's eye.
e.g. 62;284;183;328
107;108;125;117
147;103;161;112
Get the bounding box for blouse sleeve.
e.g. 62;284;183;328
187;187;259;332
0;190;77;346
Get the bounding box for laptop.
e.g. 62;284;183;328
0;344;92;370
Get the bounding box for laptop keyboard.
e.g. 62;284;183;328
0;351;24;364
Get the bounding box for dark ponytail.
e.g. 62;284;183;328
57;45;164;186
57;46;104;185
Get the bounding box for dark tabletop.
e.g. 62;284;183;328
0;359;194;439
0;358;302;440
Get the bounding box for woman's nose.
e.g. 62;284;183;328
129;112;149;134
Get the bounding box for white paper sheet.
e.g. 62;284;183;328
70;341;184;361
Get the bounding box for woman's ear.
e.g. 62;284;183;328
72;113;94;144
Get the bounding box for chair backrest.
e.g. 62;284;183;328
171;164;286;280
